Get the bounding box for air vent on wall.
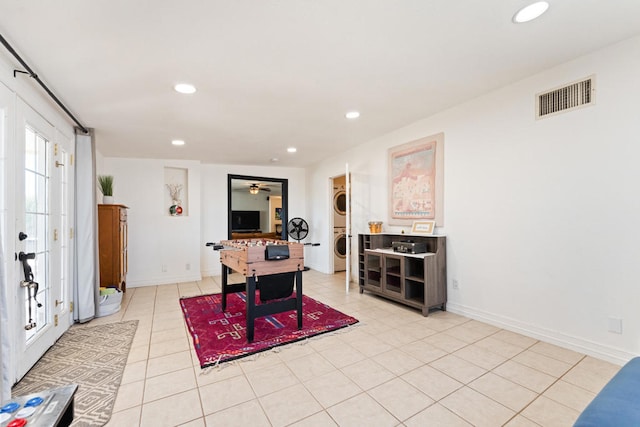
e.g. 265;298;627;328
536;76;595;119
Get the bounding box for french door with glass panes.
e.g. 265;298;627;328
14;100;74;380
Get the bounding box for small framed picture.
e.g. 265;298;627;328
411;220;435;235
275;207;282;220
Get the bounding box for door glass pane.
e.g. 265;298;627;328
24;125;49;341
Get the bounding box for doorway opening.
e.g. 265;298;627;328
331;174;349;272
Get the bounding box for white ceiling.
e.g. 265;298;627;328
2;1;640;167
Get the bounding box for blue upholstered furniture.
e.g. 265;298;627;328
574;356;640;426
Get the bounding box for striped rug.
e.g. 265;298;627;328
12;320;137;426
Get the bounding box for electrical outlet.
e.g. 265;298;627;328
453;279;459;290
186;263;191;271
608;317;622;334
161;264;167;272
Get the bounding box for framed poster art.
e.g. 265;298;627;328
388;132;444;226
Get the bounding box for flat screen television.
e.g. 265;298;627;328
231;210;261;232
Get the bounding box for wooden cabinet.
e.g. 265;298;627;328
98;204;128;291
359;234;446;316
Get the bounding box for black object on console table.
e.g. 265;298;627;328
358;233;446;316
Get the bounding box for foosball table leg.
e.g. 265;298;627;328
246;274;257;342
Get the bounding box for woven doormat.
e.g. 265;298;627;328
12;320;138;426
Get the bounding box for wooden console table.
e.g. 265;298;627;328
218;239;304;342
358;233;446;316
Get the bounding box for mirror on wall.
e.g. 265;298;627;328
227;174;288;240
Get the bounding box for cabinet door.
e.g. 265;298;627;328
364;252;382;290
382;254;403;296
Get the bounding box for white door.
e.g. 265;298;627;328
14;100;72;380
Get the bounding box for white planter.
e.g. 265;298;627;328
103;195;114;204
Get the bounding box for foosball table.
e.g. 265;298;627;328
216;239;304;342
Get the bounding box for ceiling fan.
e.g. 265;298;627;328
248;183;271;194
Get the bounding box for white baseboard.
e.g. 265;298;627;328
446;302;635;366
127;273;203;288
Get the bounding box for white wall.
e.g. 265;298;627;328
98;159;306;284
306;36;640;363
100;158;202;286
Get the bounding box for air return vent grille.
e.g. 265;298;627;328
536;76;595;119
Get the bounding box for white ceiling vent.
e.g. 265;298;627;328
536;76;595;119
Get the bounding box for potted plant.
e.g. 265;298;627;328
98;175;114;204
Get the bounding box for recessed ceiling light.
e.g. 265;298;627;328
287;147;297;153
513;1;549;23
345;111;360;119
270;157;279;162
171;139;185;146
174;83;196;94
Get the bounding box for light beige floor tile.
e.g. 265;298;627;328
276;341;318;362
440;386;515;427
238;350;284;373
127;344;149;363
341;358;396;390
372;348;423;376
122;360;147;384
143;367;197;403
493;360;556;393
304;369;362;408
561;363;617;393
368;377;434;421
203;399;271;427
347;333;394;357
194;363;244;387
109;275;616;427
423;332;468;353
375;327;422;346
178;418;205;427
513;349;573;377
327;393;399;427
528;341;584;365
259;384;323;427
105;405;141;427
405;403;472;427
140;389;203;427
286;352;336;382
146;350;193;378
150;325;188;345
419;317;463;332
503;415;541;426
469;372;537;412
521;395;580;426
319;342;367;369
400;340;448;364
113;380;145;412
543;379;596;412
430;354;487;384
443;324;496;344
474;336;525;359
289;410;338;426
401;365;463;401
492;330;538;349
244;361;300;396
199;375;256;415
149;336;190;358
453;343;508;371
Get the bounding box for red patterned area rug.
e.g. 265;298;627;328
180;292;358;368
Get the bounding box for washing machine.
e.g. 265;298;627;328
333;185;346;227
334;227;347;271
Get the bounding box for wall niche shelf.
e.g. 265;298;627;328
164;166;188;216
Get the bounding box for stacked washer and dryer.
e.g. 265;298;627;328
333;175;347;271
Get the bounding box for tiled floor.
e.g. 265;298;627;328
92;270;620;427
